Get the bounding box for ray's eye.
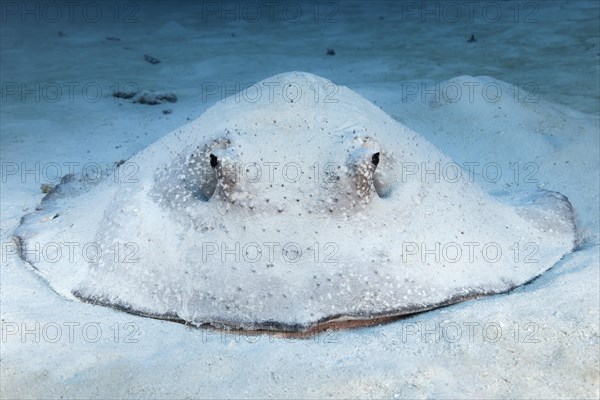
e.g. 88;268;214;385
210;154;218;168
372;152;380;167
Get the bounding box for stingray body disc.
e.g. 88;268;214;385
15;72;577;333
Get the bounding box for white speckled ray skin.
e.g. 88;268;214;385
14;72;577;333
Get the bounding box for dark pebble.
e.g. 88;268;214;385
144;54;161;64
113;90;137;99
40;184;54;194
